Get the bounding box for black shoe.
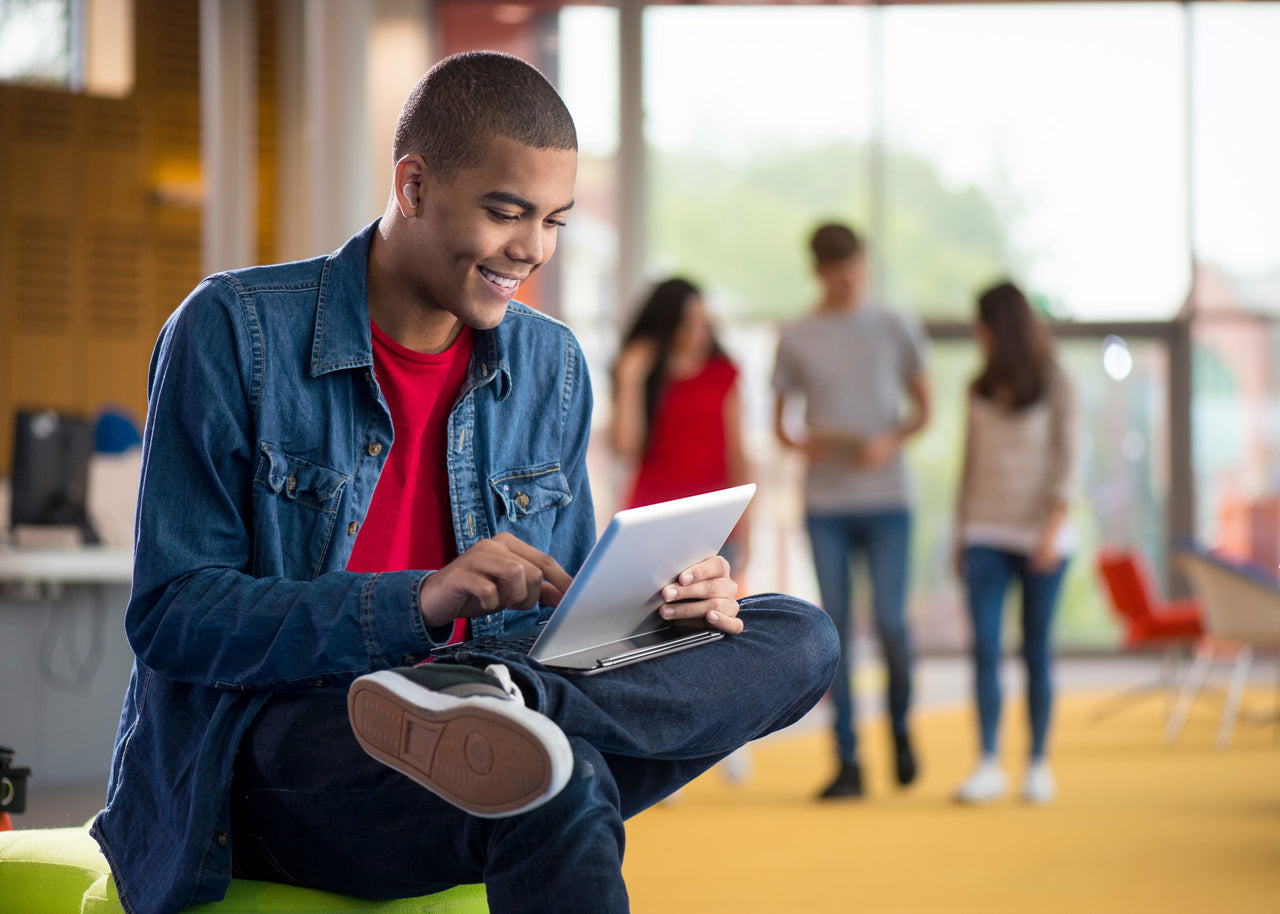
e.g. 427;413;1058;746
818;761;863;800
893;730;918;787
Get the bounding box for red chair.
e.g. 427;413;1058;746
1092;549;1204;722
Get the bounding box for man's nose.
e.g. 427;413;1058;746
508;221;547;265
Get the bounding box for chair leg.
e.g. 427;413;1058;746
1160;646;1183;723
1166;643;1214;745
1089;680;1169;723
1217;645;1254;751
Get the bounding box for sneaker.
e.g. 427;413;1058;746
818;761;864;800
719;746;753;786
954;758;1008;805
893;730;918;787
348;663;573;818
1021;760;1056;805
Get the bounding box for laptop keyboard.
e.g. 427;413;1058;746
430;629;540;659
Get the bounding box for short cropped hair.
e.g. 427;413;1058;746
809;223;864;265
393;51;578;183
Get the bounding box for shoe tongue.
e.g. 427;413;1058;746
441;681;512;701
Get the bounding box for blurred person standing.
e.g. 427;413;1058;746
611;277;755;788
952;280;1077;806
610;277;751;573
772;223;931;800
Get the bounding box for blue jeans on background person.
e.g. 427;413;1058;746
963;545;1068;761
228;595;837;914
805;510;913;764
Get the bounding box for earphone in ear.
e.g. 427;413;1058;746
402;184;418;209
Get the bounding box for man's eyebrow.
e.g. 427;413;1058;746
481;191;575;215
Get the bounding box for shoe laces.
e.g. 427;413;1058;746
484;663;524;704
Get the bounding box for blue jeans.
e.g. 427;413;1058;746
963;546;1067;761
229;595;837;913
805;509;913;764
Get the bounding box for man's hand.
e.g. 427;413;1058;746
658;554;743;635
419;533;573;629
855;431;899;468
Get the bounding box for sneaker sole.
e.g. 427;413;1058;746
348;669;573;818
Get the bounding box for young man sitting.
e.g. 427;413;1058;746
92;51;838;914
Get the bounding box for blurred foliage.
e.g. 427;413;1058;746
648;141;1021;321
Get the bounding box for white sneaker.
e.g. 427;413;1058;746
954;758;1008;804
1021;760;1056;805
348;662;573;818
719;746;752;785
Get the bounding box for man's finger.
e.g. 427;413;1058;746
675;554;731;587
495;533;574;594
657;596;743;634
704;606;745;635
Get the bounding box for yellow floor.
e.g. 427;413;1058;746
623;690;1280;914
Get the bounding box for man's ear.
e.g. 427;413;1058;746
393;154;427;217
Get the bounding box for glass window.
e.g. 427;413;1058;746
881;4;1189;320
1193;317;1280;569
0;0;133;95
557;6;621;445
0;0;74;88
642;5;874;322
1190;4;1280;315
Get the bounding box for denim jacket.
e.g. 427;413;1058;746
91;221;597;914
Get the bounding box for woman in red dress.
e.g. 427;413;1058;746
609;277;751;576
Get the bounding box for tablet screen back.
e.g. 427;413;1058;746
530;484;755;665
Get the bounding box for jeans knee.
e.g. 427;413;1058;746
558;745;622;822
786;596;841;693
737;594;840;708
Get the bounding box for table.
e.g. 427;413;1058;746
0;546;135;788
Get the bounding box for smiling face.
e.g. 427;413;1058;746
392;134;577;347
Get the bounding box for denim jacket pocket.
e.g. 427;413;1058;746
252;442;350;579
255;442;349;512
488;464;572;542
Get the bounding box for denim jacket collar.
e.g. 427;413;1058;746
311;223;375;377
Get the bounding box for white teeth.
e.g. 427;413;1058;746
480;266;519;291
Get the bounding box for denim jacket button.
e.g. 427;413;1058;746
348;521;359;535
215;832;228;848
367;442;382;456
286;474;297;494
515;492;530;509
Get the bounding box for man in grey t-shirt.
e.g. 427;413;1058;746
772;222;931;800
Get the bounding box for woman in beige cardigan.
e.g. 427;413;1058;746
953;281;1077;806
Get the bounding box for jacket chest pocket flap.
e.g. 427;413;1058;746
255;442;349;514
489;464;572;522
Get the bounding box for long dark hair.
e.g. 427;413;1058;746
971;281;1056;410
616;277;725;443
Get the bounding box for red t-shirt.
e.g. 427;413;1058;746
347;321;474;643
626;355;738;509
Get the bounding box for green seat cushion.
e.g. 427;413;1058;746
0;827;488;913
